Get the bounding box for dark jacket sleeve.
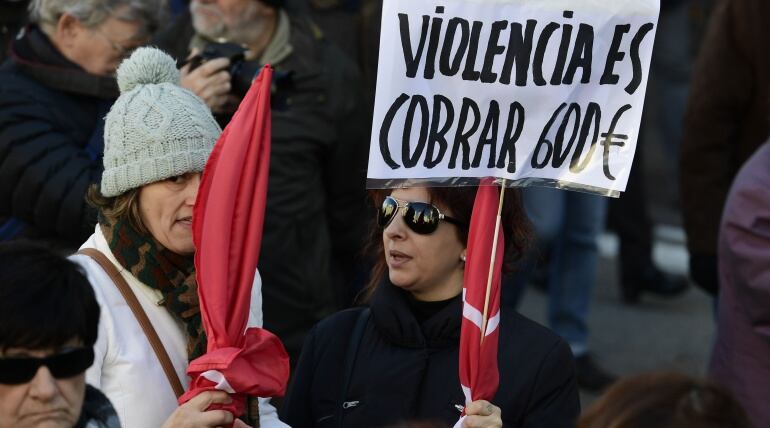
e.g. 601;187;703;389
323;46;370;259
520;339;580;428
679;0;753;258
0;85;101;243
280;324;319;428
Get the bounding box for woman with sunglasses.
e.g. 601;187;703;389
69;47;285;428
281;185;580;427
0;241;119;428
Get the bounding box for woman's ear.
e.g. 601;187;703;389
54;13;84;50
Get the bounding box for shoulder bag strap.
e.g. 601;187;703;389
336;307;370;428
77;248;186;398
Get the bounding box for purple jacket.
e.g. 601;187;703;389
710;141;770;427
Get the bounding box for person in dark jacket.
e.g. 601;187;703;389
680;0;770;295
281;186;580;428
154;0;369;363
0;0;29;63
0;0;160;248
0;241;121;428
709;140;770;428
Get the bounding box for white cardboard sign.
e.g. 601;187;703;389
367;0;659;196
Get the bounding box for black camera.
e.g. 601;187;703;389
186;42;262;97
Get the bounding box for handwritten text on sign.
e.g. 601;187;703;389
367;0;659;195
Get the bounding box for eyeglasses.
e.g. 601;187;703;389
378;196;464;235
93;27;133;59
0;347;94;384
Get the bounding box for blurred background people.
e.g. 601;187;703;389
680;0;770;296
606;0;691;305
282;186;579;427
607;146;688;304
710;140;770;428
503;188;614;393
0;0;161;249
0;0;29;63
154;0;370;364
70;47;283;428
284;0;364;67
577;372;750;428
0;241;120;428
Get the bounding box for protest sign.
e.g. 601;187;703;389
367;0;659;196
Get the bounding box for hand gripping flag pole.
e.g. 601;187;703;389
455;178;506;428
180;66;290;425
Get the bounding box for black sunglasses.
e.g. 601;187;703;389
0;347;94;385
378;196;464;235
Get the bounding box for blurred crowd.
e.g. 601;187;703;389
0;0;768;427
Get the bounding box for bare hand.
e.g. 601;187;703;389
180;52;232;113
463;400;502;428
233;420;252;428
161;390;234;428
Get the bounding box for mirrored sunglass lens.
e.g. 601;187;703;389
405;202;439;234
379;197;398;226
48;348;94;379
0;358;40;384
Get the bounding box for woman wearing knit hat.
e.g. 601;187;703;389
69;47;286;428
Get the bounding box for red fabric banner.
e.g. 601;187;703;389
181;66;290;420
458;178;503;411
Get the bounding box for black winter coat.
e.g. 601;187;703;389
0;25;117;245
281;280;580;427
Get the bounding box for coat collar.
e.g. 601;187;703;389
369;278;461;349
8;25;119;99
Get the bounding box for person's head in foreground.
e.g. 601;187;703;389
29;0;161;75
88;46;221;257
577;372;751;428
0;241;117;428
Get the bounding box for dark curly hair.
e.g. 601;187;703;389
362;185;532;300
578;372;751;428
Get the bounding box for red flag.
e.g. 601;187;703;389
180;66;290;420
458;178;503;418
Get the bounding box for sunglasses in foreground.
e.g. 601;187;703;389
378;196;464;235
0;347;94;384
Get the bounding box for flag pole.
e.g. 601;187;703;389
480;178;506;343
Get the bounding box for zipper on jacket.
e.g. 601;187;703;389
454;404;464;413
342;400;360;409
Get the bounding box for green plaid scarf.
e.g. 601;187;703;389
100;218;207;360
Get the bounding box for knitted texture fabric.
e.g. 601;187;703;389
101;47;221;197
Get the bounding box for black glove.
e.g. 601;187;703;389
689;253;718;296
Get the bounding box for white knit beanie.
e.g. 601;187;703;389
100;47;221;197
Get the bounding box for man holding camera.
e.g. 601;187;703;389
155;0;369;364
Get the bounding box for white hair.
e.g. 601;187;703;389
29;0;164;37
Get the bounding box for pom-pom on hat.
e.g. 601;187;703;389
101;47;221;197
